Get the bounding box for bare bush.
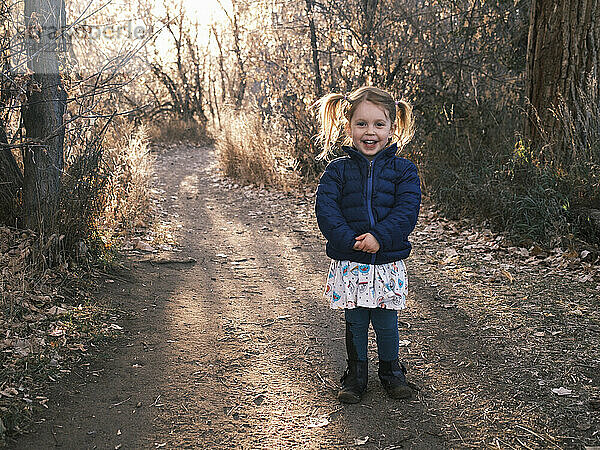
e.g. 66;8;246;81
146;118;213;145
97;122;154;245
216;109;301;192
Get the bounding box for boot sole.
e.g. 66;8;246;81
337;391;362;403
385;385;413;399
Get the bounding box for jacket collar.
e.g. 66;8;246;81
342;143;398;164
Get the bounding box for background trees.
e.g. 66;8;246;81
209;0;598;246
0;0;598;252
0;0;158;263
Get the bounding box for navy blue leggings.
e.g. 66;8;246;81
344;307;399;361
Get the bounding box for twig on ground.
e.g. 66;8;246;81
316;371;337;390
151;395;161;407
453;423;465;444
515;425;561;449
109;396;131;409
515;436;534;450
226;403;241;417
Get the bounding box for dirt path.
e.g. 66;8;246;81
11;145;599;449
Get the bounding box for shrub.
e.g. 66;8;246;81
215;109;302;192
410;95;599;247
147;117;213;145
96;122;154;248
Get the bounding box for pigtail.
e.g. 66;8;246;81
393;100;415;150
314;93;346;160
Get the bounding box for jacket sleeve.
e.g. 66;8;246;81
315;161;358;252
370;161;421;252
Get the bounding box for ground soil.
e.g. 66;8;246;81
9;144;600;449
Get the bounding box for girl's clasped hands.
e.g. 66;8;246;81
353;232;380;253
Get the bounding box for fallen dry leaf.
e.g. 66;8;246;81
354;436;369;445
49;327;65;337
500;269;514;283
47;305;67;315
551;387;572;396
0;387;19;398
135;240;155;252
307;416;330;428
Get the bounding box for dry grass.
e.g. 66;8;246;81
147;117;213;145
97;122;154;247
215;110;302;192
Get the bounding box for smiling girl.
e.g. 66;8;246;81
314;86;421;403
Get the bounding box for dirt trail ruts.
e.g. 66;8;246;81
10;144;599;449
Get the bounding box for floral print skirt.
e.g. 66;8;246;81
323;259;408;310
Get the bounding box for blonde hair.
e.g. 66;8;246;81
314;86;414;160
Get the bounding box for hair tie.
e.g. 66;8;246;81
394;100;400;106
343;94;349;102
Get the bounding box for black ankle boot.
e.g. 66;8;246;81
337;359;368;403
378;359;412;399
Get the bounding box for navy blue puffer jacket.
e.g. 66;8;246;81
315;143;421;264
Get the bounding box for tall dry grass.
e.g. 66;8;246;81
215;110;302;192
147;117;213;145
97;122;154;247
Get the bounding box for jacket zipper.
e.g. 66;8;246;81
366;160;377;265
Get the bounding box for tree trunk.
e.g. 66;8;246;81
525;0;600;167
305;0;323;98
211;26;228;103
21;0;67;231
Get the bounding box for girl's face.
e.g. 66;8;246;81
346;100;394;159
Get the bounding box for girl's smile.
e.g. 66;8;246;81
346;100;394;158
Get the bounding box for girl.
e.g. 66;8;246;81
314;86;421;403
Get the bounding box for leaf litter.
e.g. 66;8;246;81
411;205;600;447
0;226;123;442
